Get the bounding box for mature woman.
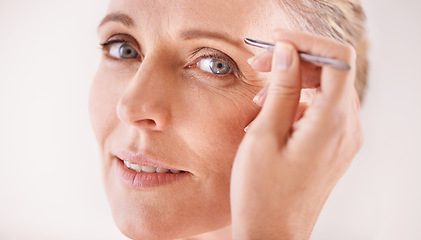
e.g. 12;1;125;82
89;0;368;239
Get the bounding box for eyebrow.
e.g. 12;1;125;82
97;13;253;55
179;29;254;55
98;12;135;30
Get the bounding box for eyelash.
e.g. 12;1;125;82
101;39;125;46
100;37;241;78
100;39;126;50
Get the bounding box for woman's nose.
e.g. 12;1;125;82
116;64;172;131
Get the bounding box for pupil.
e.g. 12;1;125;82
126;49;132;55
217;63;223;69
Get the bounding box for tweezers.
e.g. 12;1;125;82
244;38;350;71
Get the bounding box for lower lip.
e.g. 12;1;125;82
115;158;192;188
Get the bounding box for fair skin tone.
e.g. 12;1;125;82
89;0;362;239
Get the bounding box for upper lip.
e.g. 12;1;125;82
114;150;183;171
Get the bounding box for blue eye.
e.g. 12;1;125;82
109;42;139;59
198;58;231;75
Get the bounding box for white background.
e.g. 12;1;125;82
0;0;420;239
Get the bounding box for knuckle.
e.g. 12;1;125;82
268;83;301;100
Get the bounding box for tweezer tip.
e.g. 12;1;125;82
244;38;274;48
244;38;253;44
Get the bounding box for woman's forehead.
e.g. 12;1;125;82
105;0;287;40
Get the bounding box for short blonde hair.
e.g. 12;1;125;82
278;0;369;102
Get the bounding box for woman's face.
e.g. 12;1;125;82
89;0;287;239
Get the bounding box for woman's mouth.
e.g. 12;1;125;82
113;151;191;188
123;160;186;174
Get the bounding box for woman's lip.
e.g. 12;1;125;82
114;150;184;171
115;159;192;188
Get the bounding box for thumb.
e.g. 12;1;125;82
258;42;301;137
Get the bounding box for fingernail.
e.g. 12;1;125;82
274;42;292;71
247;56;256;65
253;84;269;103
247;51;267;65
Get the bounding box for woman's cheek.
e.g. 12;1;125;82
180;82;261;163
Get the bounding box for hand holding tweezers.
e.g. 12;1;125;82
244;38;350;71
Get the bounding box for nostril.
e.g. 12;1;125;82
116;85;171;130
116;99;170;130
138;119;158;128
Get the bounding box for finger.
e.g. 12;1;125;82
248;52;322;89
254;87;316;110
247;51;273;72
295;102;309;122
253;84;269;106
257;42;301;137
272;29;356;104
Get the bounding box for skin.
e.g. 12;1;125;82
89;0;363;239
231;33;362;239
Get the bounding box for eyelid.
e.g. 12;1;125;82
101;33;139;46
101;39;127;47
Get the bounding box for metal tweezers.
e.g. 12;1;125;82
244;38;350;71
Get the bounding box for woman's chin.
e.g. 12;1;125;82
114;214;230;240
107;193;230;240
109;197;232;240
117;223;176;240
103;156;233;239
112;208;178;240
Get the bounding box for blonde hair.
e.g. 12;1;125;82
277;0;369;101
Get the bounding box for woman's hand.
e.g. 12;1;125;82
230;30;363;240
